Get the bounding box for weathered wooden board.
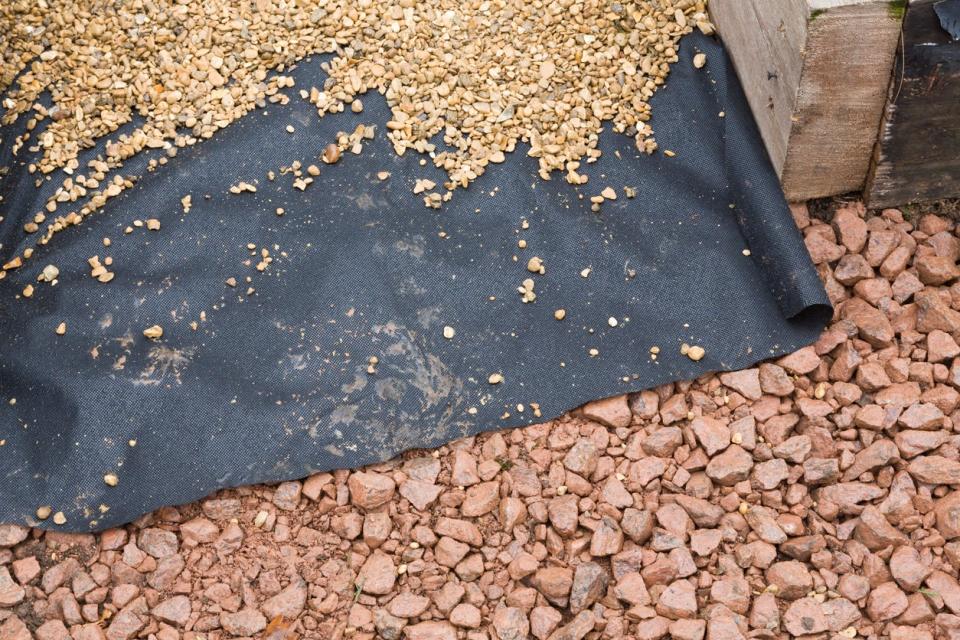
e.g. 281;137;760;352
866;0;960;207
711;0;903;201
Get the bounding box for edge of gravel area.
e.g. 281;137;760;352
7;199;960;640
0;32;832;533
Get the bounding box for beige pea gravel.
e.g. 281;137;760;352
683;344;705;361
322;144;342;165
0;0;710;274
40;264;59;282
142;325;164;340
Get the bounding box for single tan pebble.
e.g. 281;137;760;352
839;627;857;639
680;343;690;355
276;207;285;216
588;348;599;357
488;373;504;384
664;150;676;157
766;584;779;594
687;346;705;361
600;186;617;200
36;506;52;520
103;237;112;247
285;124;295;133
580;268;591;278
557;485;568;496
738;502;750;514
742;249;751;256
608;317;618;327
254;510;269;527
527;256;545;274
53;511;67;525
517;239;527;249
410;541;420;549
22;284;34;298
554;309;566;321
443;325;455;339
103;473;119;487
650;346;660;354
377;171;391;180
322;143;341;164
731;432;743;444
397;564;408;575
351;99;364;113
129;439;137;447
307;164;320;176
41;264;60;281
143;325;164;340
815;383;827;399
55;322;67;335
693;53;707;68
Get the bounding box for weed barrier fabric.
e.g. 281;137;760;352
0;33;830;531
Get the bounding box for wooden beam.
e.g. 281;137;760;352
866;0;960;207
711;0;903;201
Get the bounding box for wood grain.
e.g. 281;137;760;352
866;0;960;207
710;0;807;173
711;0;902;201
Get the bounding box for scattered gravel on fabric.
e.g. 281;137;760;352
4;201;960;640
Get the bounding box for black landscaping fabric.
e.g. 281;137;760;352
936;0;960;40
0;32;831;531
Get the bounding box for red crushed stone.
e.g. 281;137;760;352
3;201;960;640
